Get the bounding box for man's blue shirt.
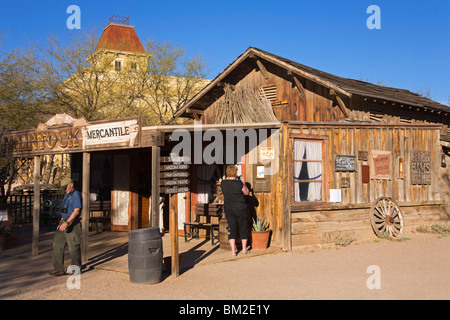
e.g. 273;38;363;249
61;190;82;219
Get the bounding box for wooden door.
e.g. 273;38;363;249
138;194;150;228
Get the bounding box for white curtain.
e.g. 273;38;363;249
197;165;216;203
306;141;322;201
293;140;307;202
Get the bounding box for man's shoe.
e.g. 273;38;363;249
49;269;66;277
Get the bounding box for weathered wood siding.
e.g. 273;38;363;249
288;123;445;246
202;64;346;124
242;128;285;246
195;57;448;247
289;123;442;204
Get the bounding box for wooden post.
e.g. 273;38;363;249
32;155;40;256
280;124;292;251
170;193;179;277
151;146;160;227
82;152;90;264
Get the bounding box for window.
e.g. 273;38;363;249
130;62;137;72
114;60;122;72
293;139;324;202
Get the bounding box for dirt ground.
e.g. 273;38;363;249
0;228;448;301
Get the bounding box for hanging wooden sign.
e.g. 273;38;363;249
161;186;190;194
161;171;190;178
159;154;190;193
160;156;191;163
161;164;190;171
160;179;190;186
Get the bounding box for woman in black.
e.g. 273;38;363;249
221;165;249;255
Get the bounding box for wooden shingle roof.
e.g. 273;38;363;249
255;47;448;112
174;47;449;118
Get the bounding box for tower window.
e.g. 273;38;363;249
115;60;122;72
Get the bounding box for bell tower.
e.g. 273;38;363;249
90;16;148;72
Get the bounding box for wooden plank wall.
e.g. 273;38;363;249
243;128;284;246
202;64;346;125
289;124;442;205
289;123;445;246
238;123;444;247
197;58;447;247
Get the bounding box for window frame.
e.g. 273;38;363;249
290;134;329;205
130;61;137;72
114;60;122;72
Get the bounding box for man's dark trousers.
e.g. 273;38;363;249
52;222;82;273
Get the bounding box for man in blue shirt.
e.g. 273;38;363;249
49;178;83;276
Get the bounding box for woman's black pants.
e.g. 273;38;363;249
224;203;248;240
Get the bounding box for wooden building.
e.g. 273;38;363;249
2;47;449;277
0;114;164;259
173;47;449;249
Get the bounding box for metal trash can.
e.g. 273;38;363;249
128;227;163;284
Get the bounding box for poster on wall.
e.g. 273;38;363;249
260;147;275;161
411;151;431;185
371;150;391;180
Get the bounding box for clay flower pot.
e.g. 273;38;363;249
251;230;270;250
251;217;270;250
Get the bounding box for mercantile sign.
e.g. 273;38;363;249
0;114;141;157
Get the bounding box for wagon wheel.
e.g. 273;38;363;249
370;197;404;238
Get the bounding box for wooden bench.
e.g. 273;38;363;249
89;201;111;233
184;203;222;245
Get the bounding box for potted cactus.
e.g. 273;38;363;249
251;217;270;250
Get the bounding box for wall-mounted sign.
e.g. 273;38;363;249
361;165;370;183
411;151;431;185
256;165;265;178
340;177;350;188
82;119;140;149
260;147;275;160
252;163;271;193
329;189;341;203
358;151;368;161
371;150;391;180
1;127;81;156
0;114;142;157
335;155;356;172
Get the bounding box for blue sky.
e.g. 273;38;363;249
1;0;449;104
